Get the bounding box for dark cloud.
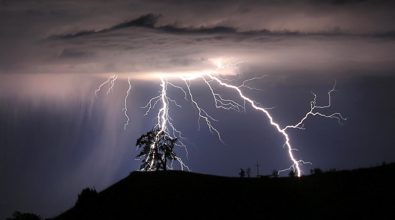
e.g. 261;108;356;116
52;14;161;39
320;0;369;5
112;13;160;29
51;12;395;41
374;30;395;38
50;13;239;40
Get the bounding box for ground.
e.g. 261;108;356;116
51;163;395;220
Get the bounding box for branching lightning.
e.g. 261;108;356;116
182;78;224;143
94;75;133;130
202;77;245;112
141;77;190;171
283;82;347;131
94;74;116;97
238;75;266;91
107;75;118;95
93;68;345;177
205;74;345;177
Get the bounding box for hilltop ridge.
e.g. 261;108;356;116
51;163;395;219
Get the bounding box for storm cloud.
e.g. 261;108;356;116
2;1;395;219
1;0;395;75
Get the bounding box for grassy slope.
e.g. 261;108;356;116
54;164;395;220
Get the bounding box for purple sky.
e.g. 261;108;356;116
1;0;395;219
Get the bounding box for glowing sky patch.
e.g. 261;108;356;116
93;58;345;176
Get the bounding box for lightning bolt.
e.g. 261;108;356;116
141;77;190;171
93;70;345;177
94;75;135;130
107;75;118;95
283;82;347;130
182;77;224;143
123;78;132;130
202;77;245;112
238;75;266;91
206;73;345;177
94;74;116;97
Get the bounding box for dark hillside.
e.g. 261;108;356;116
53;164;395;220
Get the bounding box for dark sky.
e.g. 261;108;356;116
1;0;395;218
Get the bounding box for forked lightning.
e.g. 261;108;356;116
93;72;346;176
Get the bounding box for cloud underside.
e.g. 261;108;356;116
1;0;395;75
42;16;395;76
52;13;395;40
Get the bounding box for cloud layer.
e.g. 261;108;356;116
1;0;395;75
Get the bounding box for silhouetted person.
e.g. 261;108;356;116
256;162;260;176
239;168;245;177
246;168;251;177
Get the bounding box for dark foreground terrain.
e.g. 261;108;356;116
45;163;395;220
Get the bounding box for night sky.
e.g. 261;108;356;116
1;0;395;218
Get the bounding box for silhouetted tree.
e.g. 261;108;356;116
136;128;178;171
7;211;41;220
76;187;98;207
246;168;251;177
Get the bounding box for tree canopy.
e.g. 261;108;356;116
136;128;178;171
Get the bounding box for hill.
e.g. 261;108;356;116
52;164;395;220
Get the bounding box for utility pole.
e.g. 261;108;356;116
256;161;260;177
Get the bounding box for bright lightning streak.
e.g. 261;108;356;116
93;67;344;177
182;78;224;143
94;75;134;130
141;77;190;171
202;77;245;112
107;75;118;94
94;75;116;97
284;82;347;131
167;82;188;101
158;78;168;132
123;78;132;130
238;75;266;91
206;74;345;177
142;94;161;116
